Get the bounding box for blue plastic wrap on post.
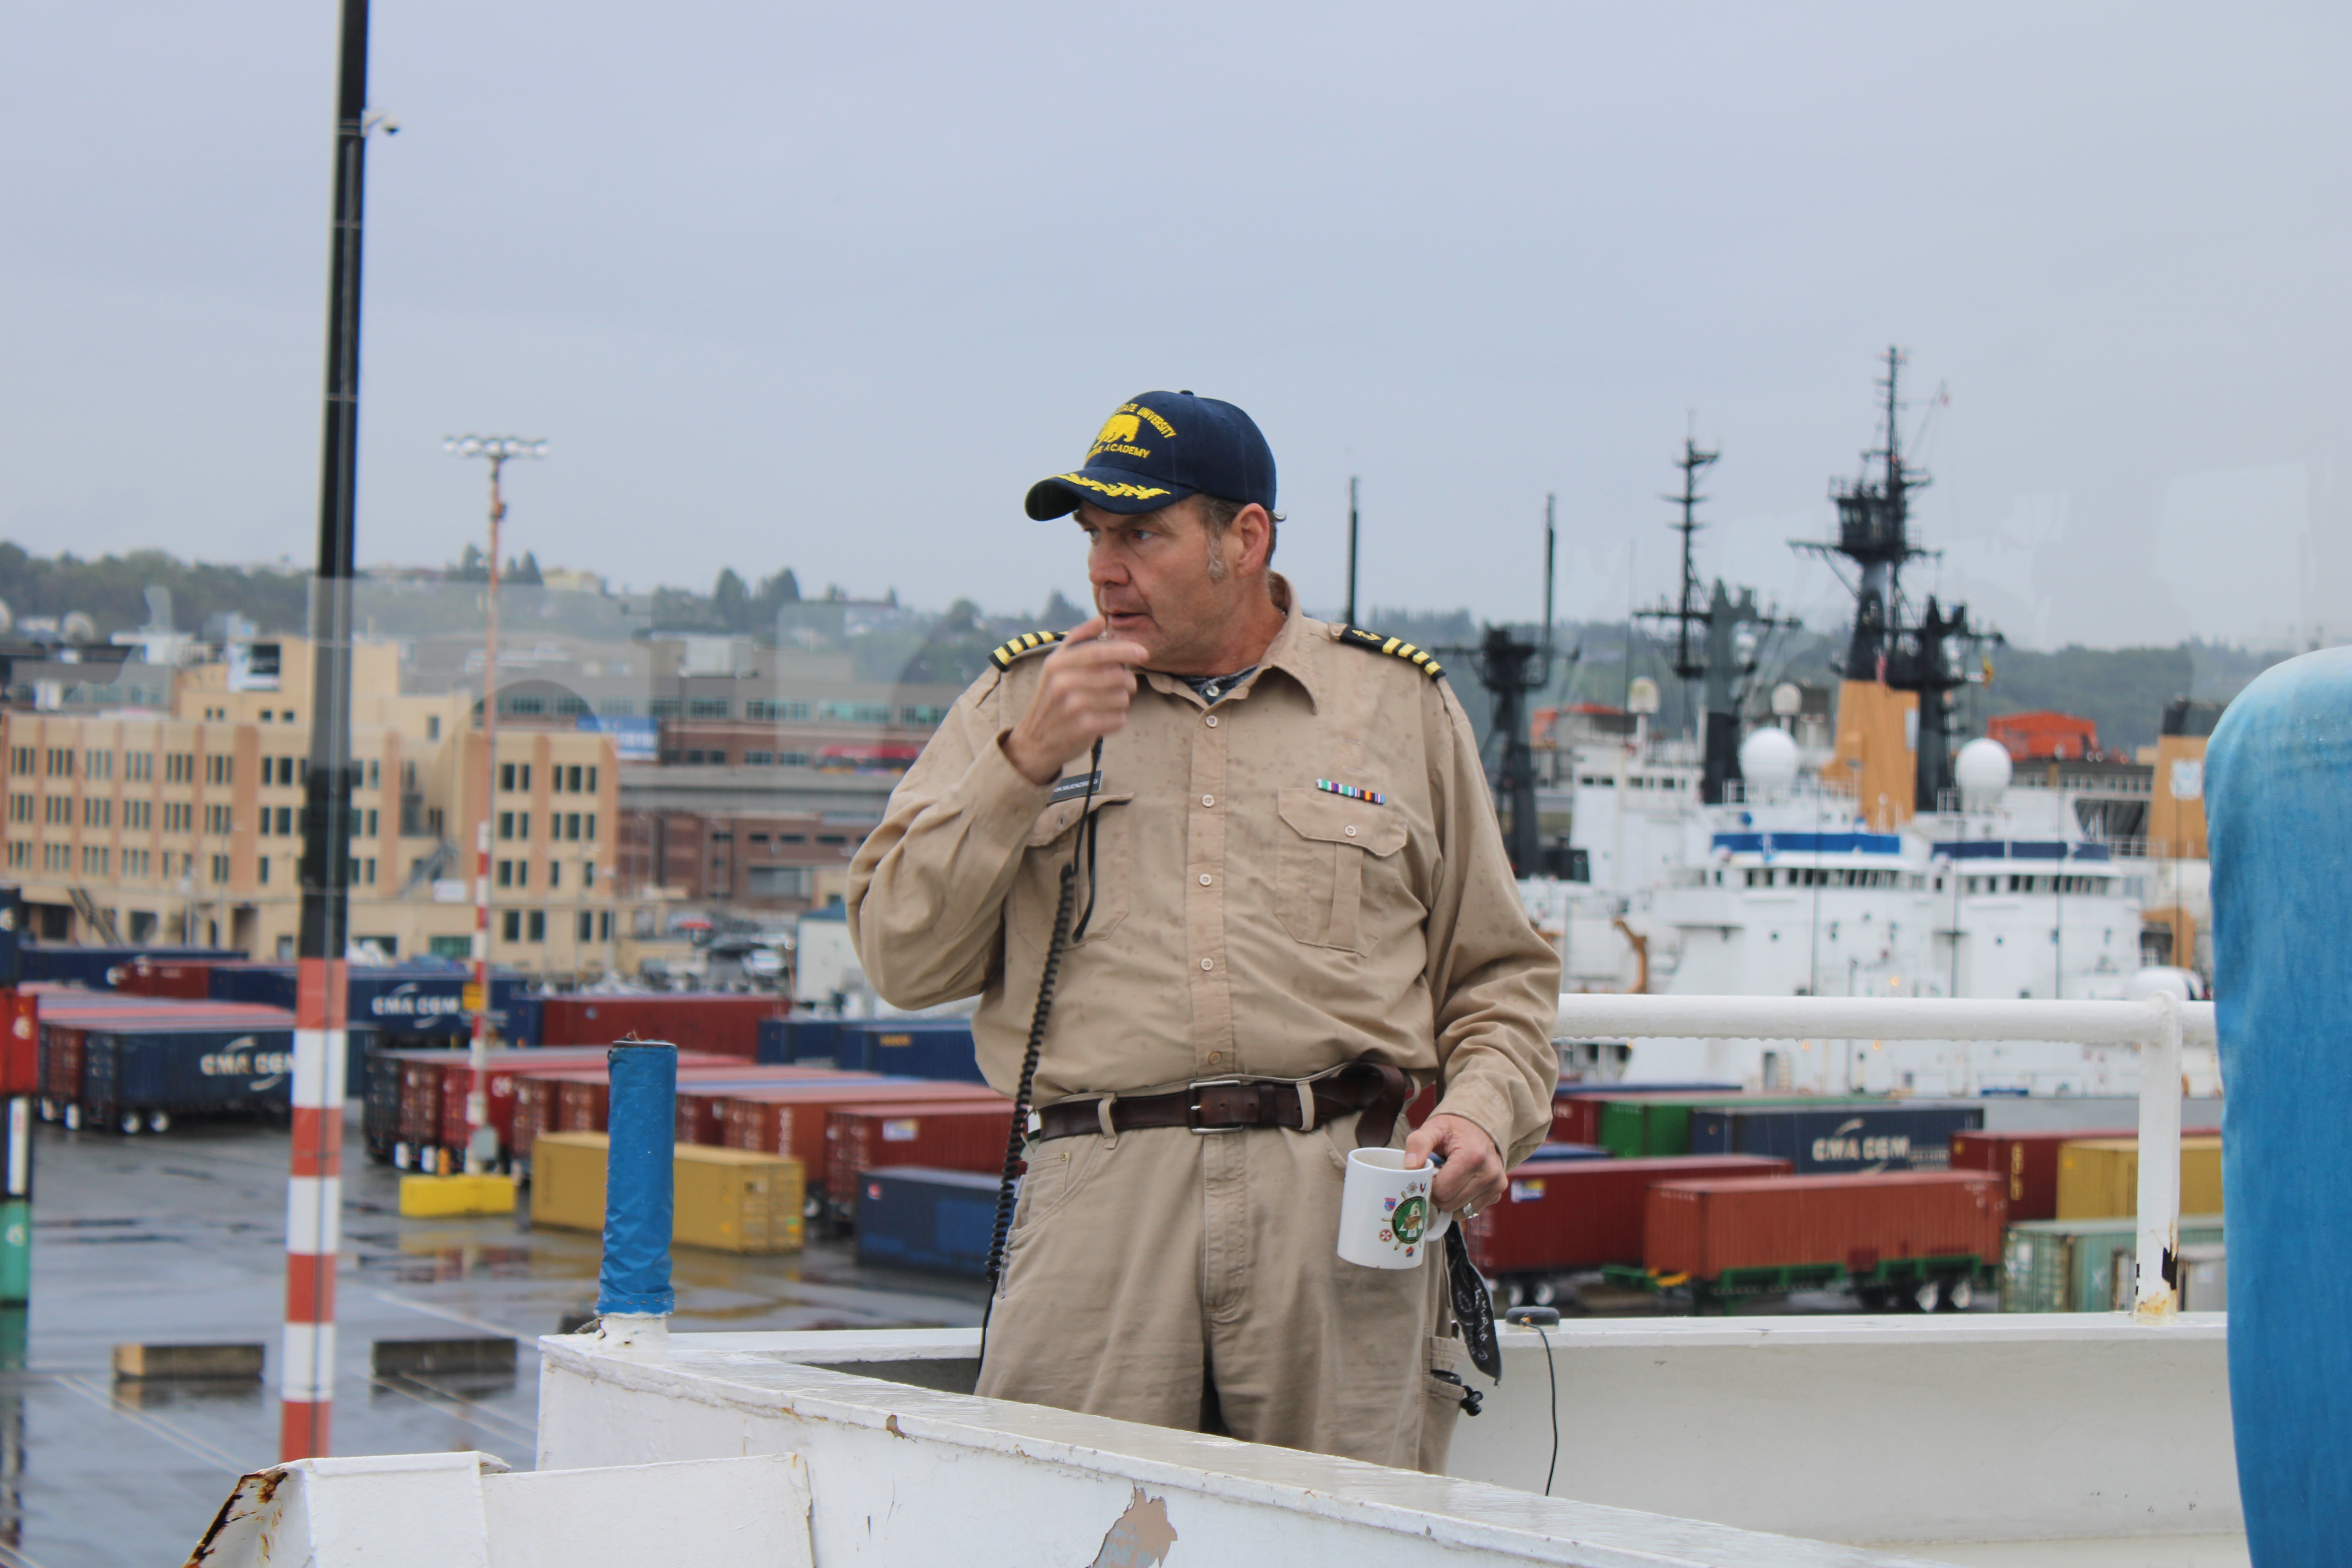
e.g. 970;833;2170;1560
597;1040;678;1317
2206;647;2352;1565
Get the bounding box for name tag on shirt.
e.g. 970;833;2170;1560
1051;771;1105;804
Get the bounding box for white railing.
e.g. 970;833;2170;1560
1554;993;2212;1321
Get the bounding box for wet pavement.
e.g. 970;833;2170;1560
1;1110;988;1568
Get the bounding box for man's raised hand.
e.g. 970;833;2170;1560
1001;615;1148;786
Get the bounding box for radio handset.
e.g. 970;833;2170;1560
982;728;1105;1343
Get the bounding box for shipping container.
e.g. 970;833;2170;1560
1950;1130;2120;1223
529;1131;805;1252
756;1016;850;1066
0;990;36;1097
855;1166;1004;1277
721;1081;1005;1190
2002;1215;2226;1312
118;958;226;999
1551;1084;1741;1147
31;993;295;1124
431;1047;637;1153
1642;1171;2007;1309
79;1022;299;1132
674;1067;874;1148
835;1018;984;1083
823;1101;1017;1224
1688;1103;1983;1173
508;1066;610;1163
1606;1094;1895;1159
2054;1136;2224;1220
17;946;241;989
1466;1154;1791;1296
529;993;788;1059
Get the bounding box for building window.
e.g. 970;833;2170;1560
819;702;892;724
564;812;582;840
649;698;682;718
8;795;27;824
548;862;561;890
586;766;598;793
427;716;441;740
496;860;514;888
364;857;377;886
582;862;595;889
817;834;848;846
499;811;515;840
687;698;729;719
501;694;546;716
578;911;595;940
365;760;380;789
597;699;635;718
211;853;230;883
554;695;588;717
526;910;546;942
258;857;270;885
597;911;612;940
749;700;809;723
779;752;811;768
518;812;530;840
8;747;29;773
278;806;295;835
565;764;584;793
744;751;774;766
5;844;23;869
502;909;521;942
779;832;807;844
44;845;67;872
899;705;949;725
205;755;232;784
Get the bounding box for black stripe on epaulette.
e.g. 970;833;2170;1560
1336;625;1444;679
987;629;1066;670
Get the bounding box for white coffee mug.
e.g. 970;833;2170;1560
1336;1147;1452;1269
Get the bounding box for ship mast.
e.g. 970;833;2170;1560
1793;347;2000;813
1636;430;1794;804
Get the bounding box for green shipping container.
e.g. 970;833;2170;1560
2002;1214;2225;1312
1596;1094;1882;1158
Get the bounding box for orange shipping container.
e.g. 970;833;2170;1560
1644;1171;2007;1282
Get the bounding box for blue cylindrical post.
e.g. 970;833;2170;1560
597;1040;677;1323
2207;648;2352;1564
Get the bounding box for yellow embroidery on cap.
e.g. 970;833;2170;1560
1054;473;1171;502
1096;413;1142;446
1135;406;1177;439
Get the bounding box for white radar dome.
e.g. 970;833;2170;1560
1954;737;2013;809
1739;726;1800;799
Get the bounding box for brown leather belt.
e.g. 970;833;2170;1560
1033;1060;1412;1149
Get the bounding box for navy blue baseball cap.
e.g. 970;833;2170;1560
1024;392;1277;520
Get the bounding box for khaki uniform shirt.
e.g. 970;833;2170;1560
846;576;1561;1167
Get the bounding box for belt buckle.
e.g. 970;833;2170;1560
1187;1078;1247;1134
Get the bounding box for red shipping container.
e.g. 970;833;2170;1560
824;1100;1016;1197
533;994;787;1059
433;1047;655;1152
724;1082;1003;1175
118;960;222;999
1644;1171;2007;1282
1466;1154;1791;1277
674;1067;875;1147
2;991;36;1096
1947;1130;2117;1223
511;1067;608;1159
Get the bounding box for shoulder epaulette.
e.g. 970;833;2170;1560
987;629;1066;670
1336;625;1444;679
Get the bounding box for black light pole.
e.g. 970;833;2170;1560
284;0;384;1463
1345;475;1360;628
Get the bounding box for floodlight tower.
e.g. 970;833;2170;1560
444;435;546;1171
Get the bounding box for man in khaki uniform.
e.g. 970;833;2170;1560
849;391;1558;1470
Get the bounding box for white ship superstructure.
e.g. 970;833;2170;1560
1528;728;2151;1094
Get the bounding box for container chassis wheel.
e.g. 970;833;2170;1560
1940;1276;1975;1312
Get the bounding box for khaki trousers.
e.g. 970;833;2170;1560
975;1111;1466;1472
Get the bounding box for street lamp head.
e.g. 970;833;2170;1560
445;435;546;461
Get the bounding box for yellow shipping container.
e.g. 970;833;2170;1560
2055;1136;2224;1220
529;1132;805;1254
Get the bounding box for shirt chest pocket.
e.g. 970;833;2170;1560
1011;790;1134;955
1275;786;1410;953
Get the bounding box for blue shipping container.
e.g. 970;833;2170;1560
207;964;528;1040
1529;1142;1612;1161
759;1016;846;1066
856;1166;1004;1276
1688;1103;1984;1173
80;1024;299;1128
840;1019;982;1083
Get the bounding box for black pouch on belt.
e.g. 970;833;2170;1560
1446;1225;1501;1380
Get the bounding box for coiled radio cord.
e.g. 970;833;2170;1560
980;737;1102;1365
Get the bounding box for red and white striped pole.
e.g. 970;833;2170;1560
282;958;346;1458
283;0;370;1462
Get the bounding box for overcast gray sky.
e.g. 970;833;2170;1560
4;2;2345;649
